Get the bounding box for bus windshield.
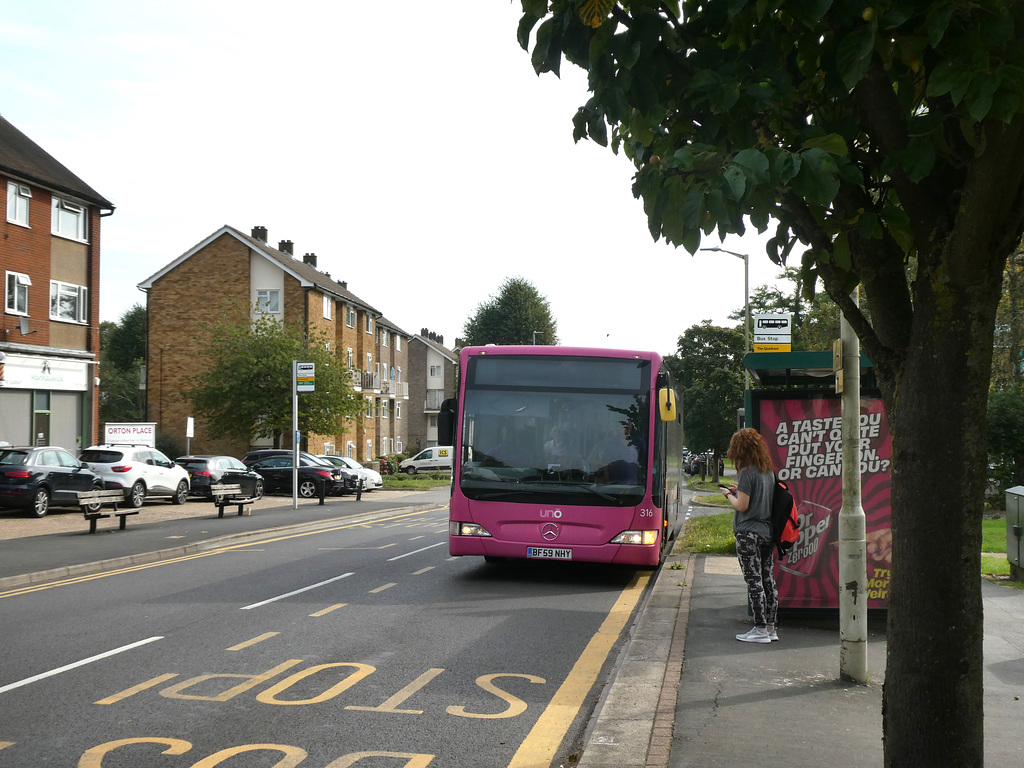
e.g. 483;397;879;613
459;355;651;506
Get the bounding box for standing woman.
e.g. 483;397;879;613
724;428;779;644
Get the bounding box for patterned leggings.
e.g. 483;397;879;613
736;531;778;627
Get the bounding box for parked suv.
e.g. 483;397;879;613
0;446;105;517
79;444;190;507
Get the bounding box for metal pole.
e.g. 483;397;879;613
839;288;867;682
292;360;299;511
699;246;750;389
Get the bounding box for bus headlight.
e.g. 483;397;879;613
451;521;492;537
611;530;659;546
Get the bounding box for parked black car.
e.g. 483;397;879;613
175;455;265;499
248;454;354;497
0;446;104;517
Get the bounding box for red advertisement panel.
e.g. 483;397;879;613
756;395;892;610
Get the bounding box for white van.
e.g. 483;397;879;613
399;446;453;475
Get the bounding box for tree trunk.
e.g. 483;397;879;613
878;253;1003;767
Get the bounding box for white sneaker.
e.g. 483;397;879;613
767;625;779;642
736;626;771;644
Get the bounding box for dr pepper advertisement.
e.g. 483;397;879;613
755;394;892;610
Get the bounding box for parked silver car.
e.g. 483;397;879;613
317;455;384;491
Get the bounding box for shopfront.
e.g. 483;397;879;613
0;349;93;452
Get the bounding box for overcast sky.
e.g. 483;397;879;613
2;1;795;356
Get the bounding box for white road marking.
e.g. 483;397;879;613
0;636;163;695
240;573;354;610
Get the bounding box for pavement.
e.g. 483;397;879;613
1;492;1022;767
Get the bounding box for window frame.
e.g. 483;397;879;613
5;271;31;315
51;196;88;242
346;305;356;327
255;288;281;314
322;293;332;320
49;280;88;324
7;182;31;227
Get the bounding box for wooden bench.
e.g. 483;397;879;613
77;489;139;534
210;483;258;517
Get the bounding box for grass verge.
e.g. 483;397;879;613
677;512;1024;589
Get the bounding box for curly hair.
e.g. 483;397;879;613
727;428;774;472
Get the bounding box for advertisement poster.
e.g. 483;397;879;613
756;394;892;610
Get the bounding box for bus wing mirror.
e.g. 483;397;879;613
658;388;677;422
438;398;457;445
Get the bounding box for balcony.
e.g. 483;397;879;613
347;369;382;393
424;389;445;412
381;380;409;398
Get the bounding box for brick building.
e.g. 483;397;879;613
406;330;457;452
1;115;114;451
137;225;409;461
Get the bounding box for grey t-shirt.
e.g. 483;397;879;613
733;467;774;540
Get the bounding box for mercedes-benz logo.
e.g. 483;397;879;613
541;522;560;541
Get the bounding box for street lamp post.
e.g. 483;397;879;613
701;246;750;389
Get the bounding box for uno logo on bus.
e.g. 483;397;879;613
539;509;562;519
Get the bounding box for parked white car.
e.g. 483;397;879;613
79;444;190;507
399;446;453;475
317;455;384;491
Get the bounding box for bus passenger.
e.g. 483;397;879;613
724;427;778;645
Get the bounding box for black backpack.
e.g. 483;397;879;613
771;474;800;557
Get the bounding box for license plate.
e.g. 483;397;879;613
527;547;572;560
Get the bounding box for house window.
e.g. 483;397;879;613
51;197;87;241
397;366;402;382
347;347;354;369
365;440;373;460
255;289;280;314
49;280;88;323
396;437;403;453
323;294;332;320
382;436;388;455
380;399;389;419
346;441;355;459
366;353;372;371
5;271;31;315
365;314;373;334
7;182;31;226
346;305;356;327
395;402;402;420
381;330;389;347
429;365;442;377
395;336;402;352
365;396;373;418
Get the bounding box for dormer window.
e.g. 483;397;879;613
51;197;87;242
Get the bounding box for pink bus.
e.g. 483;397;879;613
442;346;685;567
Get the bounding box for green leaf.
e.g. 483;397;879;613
925;1;955;47
832;233;852;272
966;72;1002;122
722;165;746;200
927;59;972;103
789;0;832;27
900;137;936;182
669;147;695;170
836;24;875;91
802;133;848;157
517;13;540;51
732;148;770;185
789;148;839;206
522;0;547;18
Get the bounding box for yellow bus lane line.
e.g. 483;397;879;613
227;633;279;651
507;570;651;768
0;507;444;600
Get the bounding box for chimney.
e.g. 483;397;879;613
303;252;317;267
421;328;428;336
251;225;267;242
339;281;348;289
279;240;293;255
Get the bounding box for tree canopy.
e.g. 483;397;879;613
665;321;743;466
183;312;362;446
461;276;559;346
517;2;1024;764
99;304;147;427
